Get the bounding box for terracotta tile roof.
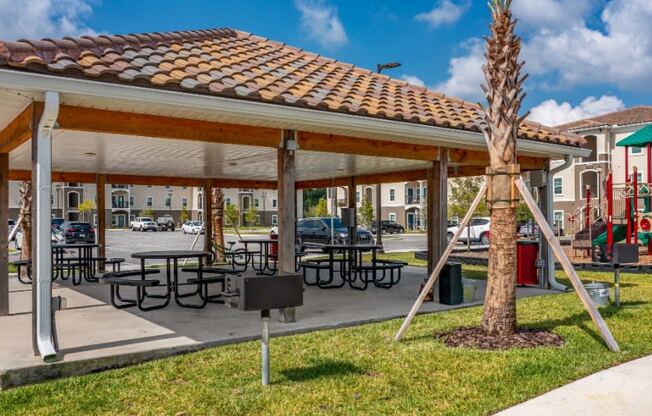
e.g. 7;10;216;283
0;28;584;148
556;106;652;132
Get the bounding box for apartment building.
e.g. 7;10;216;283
327;181;428;230
8;182;285;227
553;106;652;233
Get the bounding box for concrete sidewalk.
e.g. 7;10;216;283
497;355;652;416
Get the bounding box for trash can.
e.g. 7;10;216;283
439;262;463;305
584;282;610;307
269;232;278;258
517;240;539;286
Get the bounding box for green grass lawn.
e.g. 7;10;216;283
2;268;651;415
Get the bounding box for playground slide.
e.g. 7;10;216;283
592;224;651;246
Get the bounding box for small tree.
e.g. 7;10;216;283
224;203;243;240
139;208;155;219
245;206;259;228
79;199;96;222
307;197;329;217
179;206;189;224
18;182;32;281
358;198;375;228
448;177;489;220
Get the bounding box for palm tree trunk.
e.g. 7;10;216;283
18;182;32;281
212;188;225;263
480;0;527;336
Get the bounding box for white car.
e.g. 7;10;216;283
447;217;491;245
15;228;64;250
182;221;204;235
130;217;158;232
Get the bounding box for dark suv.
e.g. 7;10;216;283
59;222;96;244
371;220;404;235
297;217;373;249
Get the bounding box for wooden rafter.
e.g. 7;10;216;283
0;104;35;153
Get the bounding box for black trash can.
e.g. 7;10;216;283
439;262;463;305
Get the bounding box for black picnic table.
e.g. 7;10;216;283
131;250;211;308
322;243;382;289
52;243;100;285
239;238;277;275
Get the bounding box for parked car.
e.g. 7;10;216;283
130;217;158;232
157;216;175;231
16;228;64;250
8;219;16;241
297;217;373;250
182;221;204;235
447;217;491;245
51;218;65;230
371;220;405;235
59;221;96;244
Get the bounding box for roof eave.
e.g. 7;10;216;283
0;69;590;159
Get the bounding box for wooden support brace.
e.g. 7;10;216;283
515;177;620;352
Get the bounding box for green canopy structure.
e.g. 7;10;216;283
617;125;652;148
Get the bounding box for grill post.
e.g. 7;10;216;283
261;309;270;386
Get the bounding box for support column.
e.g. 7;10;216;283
203;179;213;262
0;153;8;316
278;130;297;322
375;183;383;250
427;149;448;301
348;177;357;244
96;174;106;272
32;91;59;361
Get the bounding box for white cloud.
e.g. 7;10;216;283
521;0;652;90
512;0;595;30
295;0;348;49
528;95;625;127
434;38;485;101
0;0;97;40
400;75;426;87
415;0;470;29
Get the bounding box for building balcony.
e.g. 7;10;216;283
111;184;129;190
405;195;422;205
112;202;130;209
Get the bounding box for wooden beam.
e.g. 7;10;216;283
278;131;297;322
96;174;106;272
38;103;282;148
0;104;35;153
8;170;277;189
295;169;429;189
298;131;439;161
203;179;213;260
427;150;448;295
0;153;8;315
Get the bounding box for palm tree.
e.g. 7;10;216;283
480;0;528;335
211;188;226;262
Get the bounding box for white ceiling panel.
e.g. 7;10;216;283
9;130;430;182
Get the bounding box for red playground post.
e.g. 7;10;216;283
634;166;639;245
607;171;614;258
585;185;592;257
626;146;632;244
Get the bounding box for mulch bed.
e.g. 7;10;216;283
435;327;565;350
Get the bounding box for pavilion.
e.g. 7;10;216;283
0;28;589;362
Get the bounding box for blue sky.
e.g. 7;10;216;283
1;0;651;127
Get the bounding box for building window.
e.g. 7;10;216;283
254;198;260;208
389;188;396;202
51;194;54;206
165;197;171;207
147;185;152;188
146;197;153;207
389;213;396;222
182;198;188;208
553;210;564;232
93;214;98;227
553;177;563;195
129;196;134;206
636;172;643;183
271;215;278;225
356;191;360;204
630;147;643;155
225;197;232;206
272;199;277;208
67;192;80;209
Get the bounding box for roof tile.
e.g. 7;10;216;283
0;27;584;148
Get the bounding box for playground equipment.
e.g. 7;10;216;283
597;125;652;260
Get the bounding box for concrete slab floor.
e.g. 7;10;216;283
0;267;554;389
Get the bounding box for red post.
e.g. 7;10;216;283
607;171;614;258
626;146;632;244
634;166;639;245
585;185;592;257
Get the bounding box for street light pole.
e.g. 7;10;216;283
374;62;402;250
